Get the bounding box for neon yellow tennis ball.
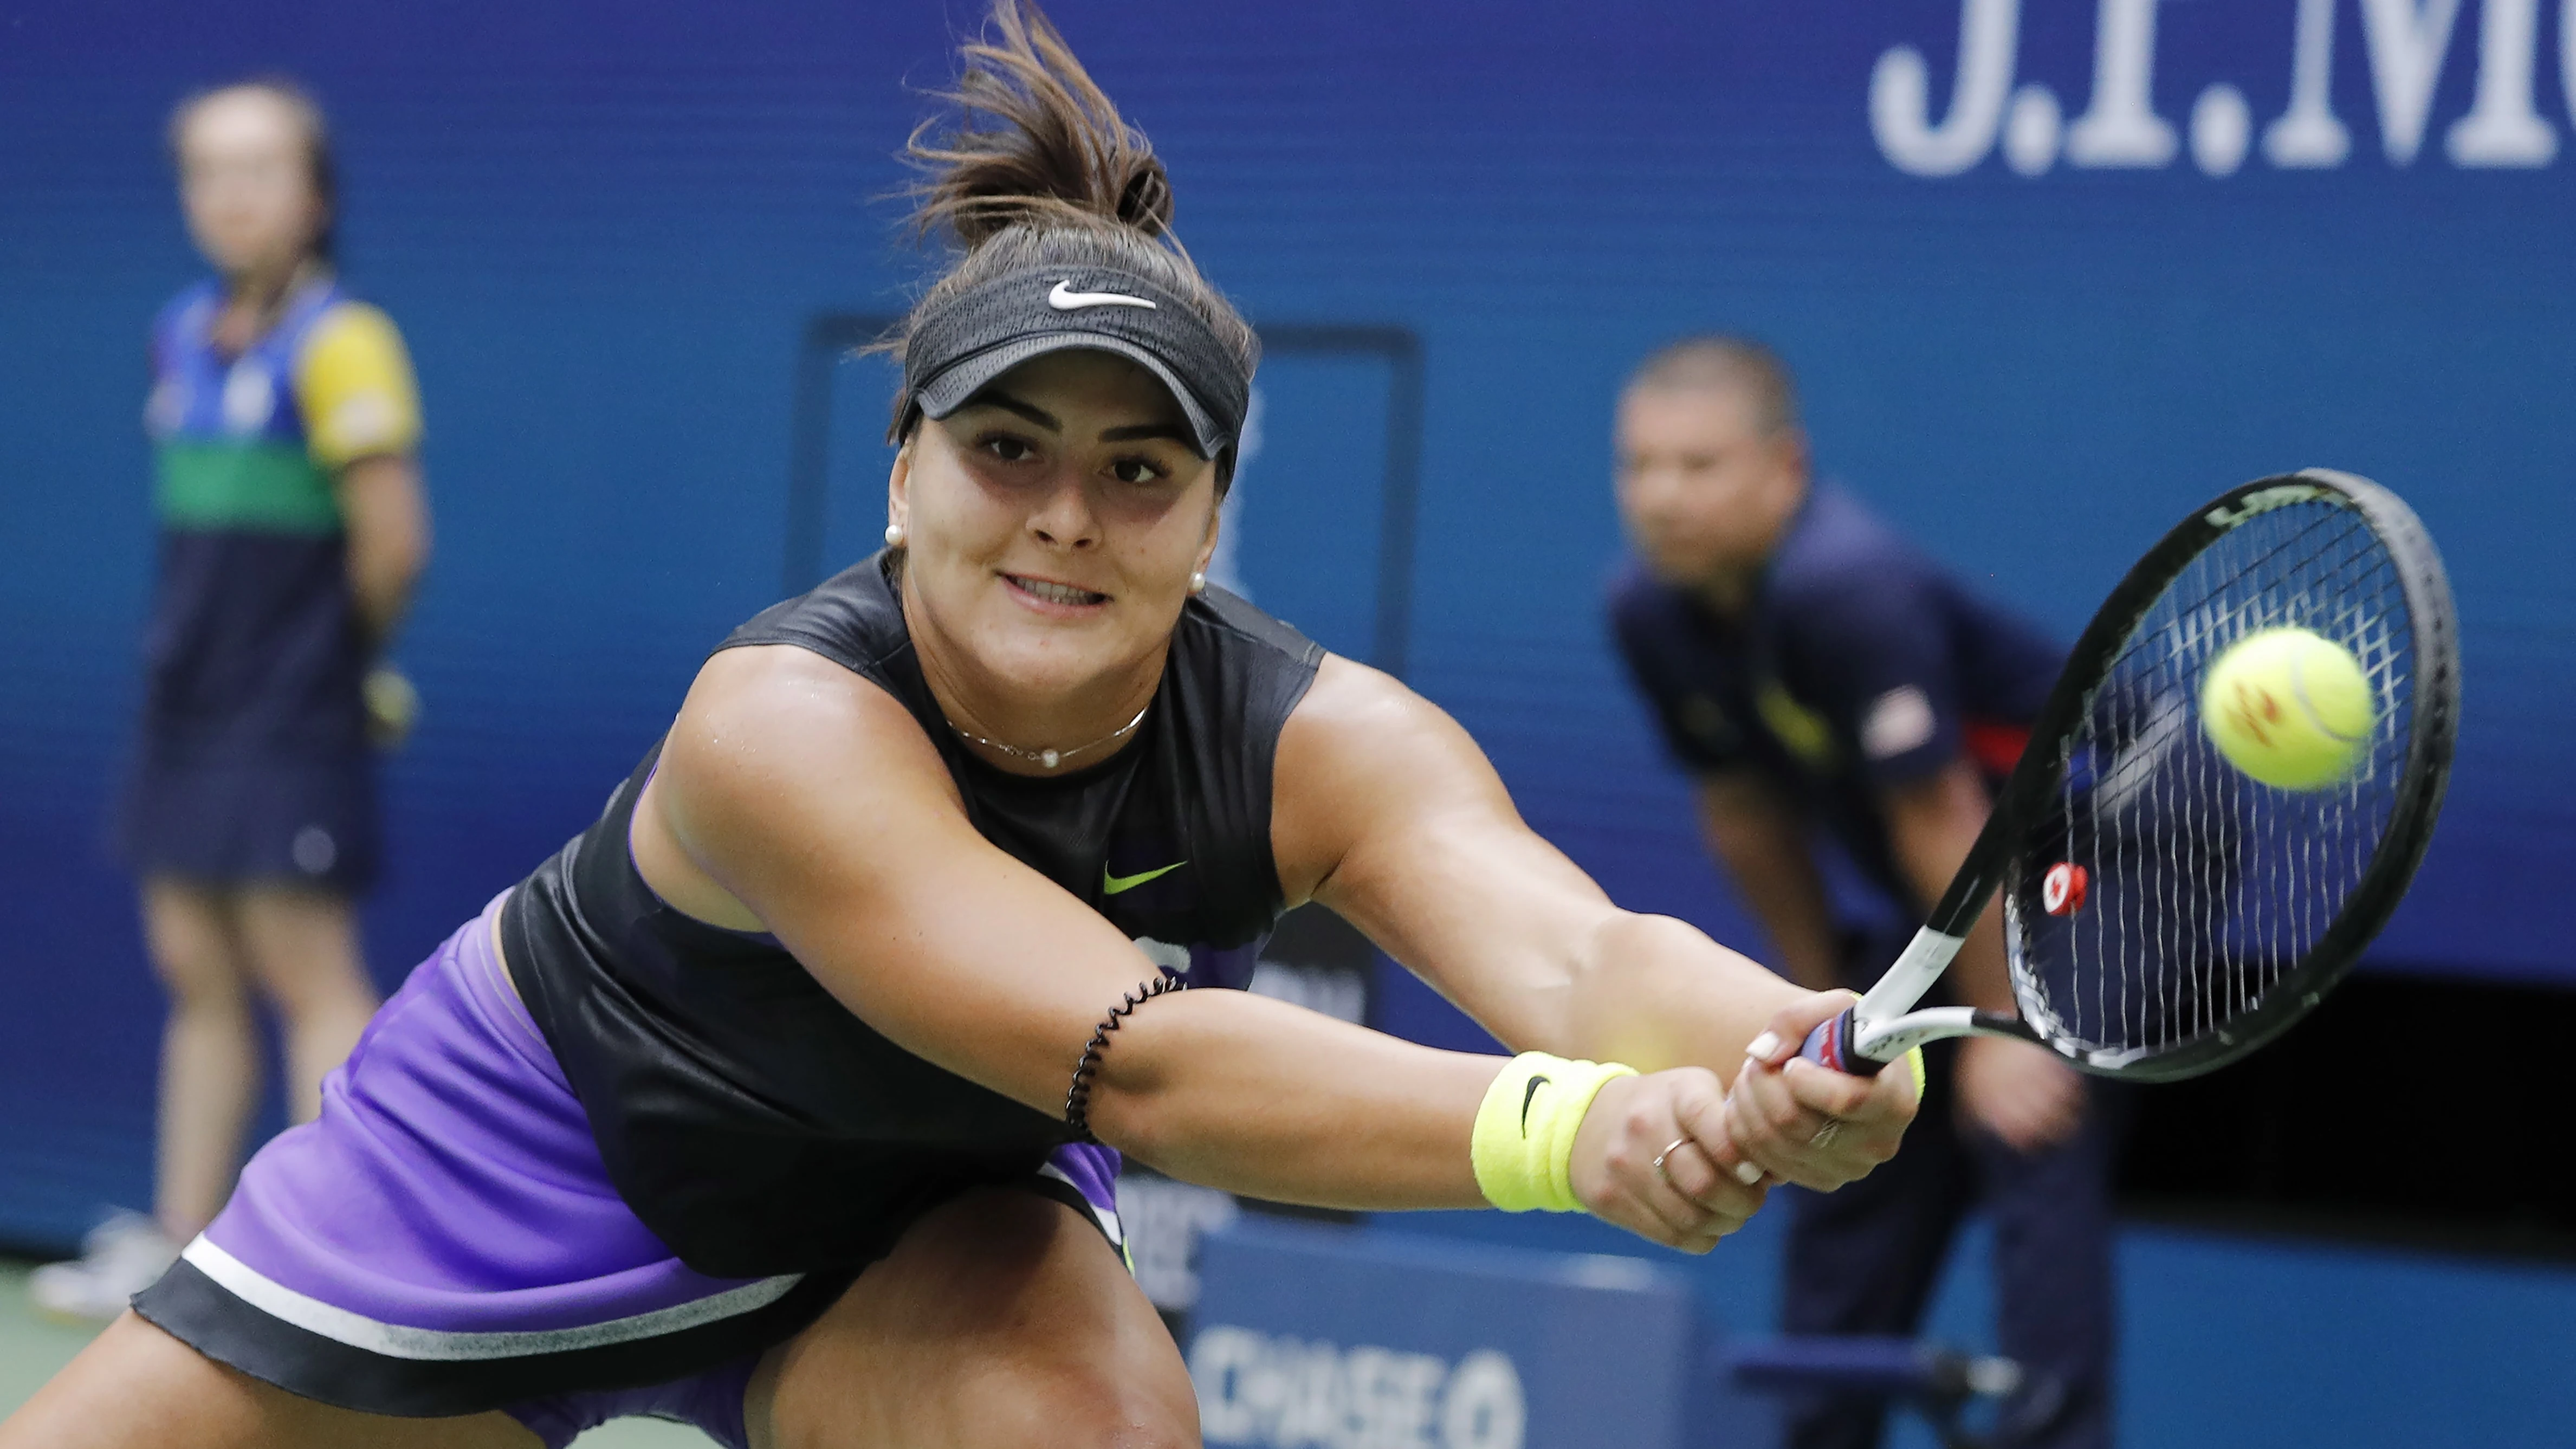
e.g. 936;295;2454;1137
2199;627;2375;790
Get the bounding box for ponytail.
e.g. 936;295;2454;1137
890;0;1259;465
906;0;1175;245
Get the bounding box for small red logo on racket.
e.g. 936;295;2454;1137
2043;863;2088;916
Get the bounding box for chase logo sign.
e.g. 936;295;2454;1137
1188;1222;1720;1449
1190;1328;1528;1449
1876;0;2568;177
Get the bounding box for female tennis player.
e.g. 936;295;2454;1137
32;80;428;1321
4;7;1914;1446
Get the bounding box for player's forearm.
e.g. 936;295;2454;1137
1085;989;1494;1210
1539;910;1809;1078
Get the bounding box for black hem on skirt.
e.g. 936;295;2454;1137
132;1259;860;1419
130;1170;1122;1419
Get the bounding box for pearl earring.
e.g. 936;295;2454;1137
1188;570;1207;595
884;523;905;548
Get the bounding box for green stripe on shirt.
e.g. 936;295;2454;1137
156;442;340;534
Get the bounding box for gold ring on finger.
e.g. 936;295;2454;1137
1651;1136;1692;1185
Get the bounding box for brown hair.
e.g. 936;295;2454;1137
1626;335;1801;438
890;0;1257;483
169;77;340;264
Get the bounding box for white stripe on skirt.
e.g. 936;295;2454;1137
1037;1162;1124;1247
179;1237;806;1362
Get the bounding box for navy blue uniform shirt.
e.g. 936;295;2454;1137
1609;481;2062;913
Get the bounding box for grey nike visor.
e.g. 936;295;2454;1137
895;266;1253;463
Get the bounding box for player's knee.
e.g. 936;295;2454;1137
962;1275;1200;1448
1000;1356;1199;1449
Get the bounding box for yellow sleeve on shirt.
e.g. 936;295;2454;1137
294;302;423;470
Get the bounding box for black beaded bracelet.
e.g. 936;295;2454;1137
1063;973;1189;1141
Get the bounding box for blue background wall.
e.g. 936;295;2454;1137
3;1;2572;1438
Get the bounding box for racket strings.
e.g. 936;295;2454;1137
2010;499;2416;1066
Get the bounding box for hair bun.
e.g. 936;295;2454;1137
1115;157;1173;237
908;0;1173;247
885;0;1261;495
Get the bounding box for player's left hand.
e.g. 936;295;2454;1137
1725;991;1918;1191
1568;1068;1770;1256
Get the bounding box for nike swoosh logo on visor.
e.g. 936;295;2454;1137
1103;861;1187;895
1050;280;1157;312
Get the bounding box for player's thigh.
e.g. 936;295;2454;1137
231;884;373;1008
0;1311;537;1449
139;877;245;1002
751;1187;1195;1449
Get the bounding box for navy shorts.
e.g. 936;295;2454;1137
114;736;380;894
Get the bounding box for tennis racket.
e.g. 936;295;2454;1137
1801;469;2458;1082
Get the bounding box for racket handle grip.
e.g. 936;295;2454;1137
1798;1007;1891;1077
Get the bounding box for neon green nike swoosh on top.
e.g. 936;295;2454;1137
1102;861;1187;895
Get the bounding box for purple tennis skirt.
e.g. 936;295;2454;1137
132;892;1126;1447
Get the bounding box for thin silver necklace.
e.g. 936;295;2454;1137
950;702;1150;772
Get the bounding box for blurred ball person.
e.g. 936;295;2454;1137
33;80;429;1319
1607;339;2120;1449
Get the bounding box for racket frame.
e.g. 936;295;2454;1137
1805;469;2458;1080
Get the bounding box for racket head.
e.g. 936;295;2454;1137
1977;470;2457;1082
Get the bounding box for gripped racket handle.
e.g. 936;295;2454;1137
1797;1006;1891;1077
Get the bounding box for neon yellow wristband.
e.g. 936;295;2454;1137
1470;1052;1639;1213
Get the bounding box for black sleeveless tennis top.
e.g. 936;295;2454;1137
502;553;1323;1278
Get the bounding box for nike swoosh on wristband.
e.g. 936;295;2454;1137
1102;861;1187;895
1049;280;1157;311
1520;1075;1551;1135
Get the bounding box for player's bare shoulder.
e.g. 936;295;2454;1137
1280;653;1425;744
677;644;937;782
1271;653;1510;904
656;645;965;888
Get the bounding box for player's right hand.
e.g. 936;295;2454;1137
1568;1068;1768;1255
1727;991;1919;1191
